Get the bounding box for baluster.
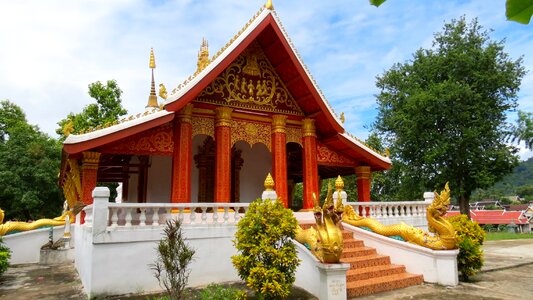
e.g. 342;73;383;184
201;206;207;224
139;208;147;226
125;208;132;227
111;208;118;227
223;207;229;224
85;208;93;226
385;205;390;218
165;208;172;222
213;206;219;224
407;205;413;217
152;207;159;226
234;207;241;222
393;205;399;217
369;206;374;217
190;207;196;224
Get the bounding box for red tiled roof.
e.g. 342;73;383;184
446;210;529;225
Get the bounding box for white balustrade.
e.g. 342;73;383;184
345;200;431;230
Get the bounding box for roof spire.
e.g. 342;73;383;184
196;38;210;73
265;0;274;10
146;48;159;109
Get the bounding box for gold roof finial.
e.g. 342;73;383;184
340;112;345;124
196;38;210;73
146;48;158;109
264;173;275;191
335;175;344;191
265;0;274;10
149;48;156;69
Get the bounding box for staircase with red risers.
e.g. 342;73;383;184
340;230;423;298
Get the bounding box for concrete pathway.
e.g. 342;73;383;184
1;239;532;299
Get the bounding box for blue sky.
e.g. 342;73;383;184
0;0;531;159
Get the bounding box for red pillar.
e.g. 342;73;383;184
81;151;100;205
355;166;372;202
272;115;288;207
214;107;233;203
302;118;319;210
171;104;193;203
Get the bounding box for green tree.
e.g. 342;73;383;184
0;100;63;221
232;198;299;299
508;110;533;149
373;17;525;216
56;80;127;140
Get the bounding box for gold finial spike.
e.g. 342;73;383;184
149;47;156;69
335;175;344;192
385;148;390;157
264;173;275;191
158;83;168;100
196;38;210;72
146;48;158;108
340;112;345;124
265;0;274;10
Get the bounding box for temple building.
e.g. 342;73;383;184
59;4;391;211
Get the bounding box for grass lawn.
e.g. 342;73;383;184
485;231;533;241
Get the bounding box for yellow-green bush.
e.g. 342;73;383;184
232;198;300;299
446;214;485;281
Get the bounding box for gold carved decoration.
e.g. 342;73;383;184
197;41;303;116
82;152;101;170
103;123;174;155
302;118;316;137
285;126;302;146
316;142;356;166
158;83;168;100
272;115;287;133
231;119;271;151
215;107;233;127
192;116;215;138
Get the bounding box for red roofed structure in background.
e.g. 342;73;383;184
446;210;531;232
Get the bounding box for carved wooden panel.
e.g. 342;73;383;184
286;126;302;146
102;123;174;155
192;116;215;138
316;141;356;166
231;119;271;151
196;41;303;116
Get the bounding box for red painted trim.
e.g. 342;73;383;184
63;114;175;154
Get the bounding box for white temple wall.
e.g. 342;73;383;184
146;156;172;203
236;141;272;203
191;134;206;203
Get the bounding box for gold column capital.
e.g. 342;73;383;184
272;115;287;133
302;118;316;137
82;151;101;170
215;107;233;127
355;166;372;180
177;103;193;123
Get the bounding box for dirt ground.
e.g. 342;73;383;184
1;239;532;300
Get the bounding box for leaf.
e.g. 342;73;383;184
506;0;533;24
369;0;387;7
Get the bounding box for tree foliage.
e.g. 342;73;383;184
56;80;127;140
508;110;533;149
232;198;299;300
0;100;63;221
373;17;525;216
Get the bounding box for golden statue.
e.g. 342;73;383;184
62;120;74;137
0;208;74;236
295;182;344;263
343;183;457;250
158;83;168;100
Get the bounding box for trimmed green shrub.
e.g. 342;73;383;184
232;198;300;299
151;219;195;300
446;214;485;281
0;236;10;275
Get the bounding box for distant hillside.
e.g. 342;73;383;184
471;157;533;202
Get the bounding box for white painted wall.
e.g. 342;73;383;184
4;226;71;264
237;141;271;203
146;156;172;203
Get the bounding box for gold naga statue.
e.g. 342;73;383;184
343;183;457;250
295;182;345;263
0;208;74;236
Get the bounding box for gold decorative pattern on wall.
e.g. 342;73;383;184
317;141;356;166
103;123;174;155
192;116;215;138
197;41;303;116
231;119;271;151
285;126;302;146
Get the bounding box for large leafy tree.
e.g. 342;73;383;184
508;110;533;149
373;17;525;216
57;80;127;140
0;100;63;221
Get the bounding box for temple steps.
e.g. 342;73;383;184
342;230;423;298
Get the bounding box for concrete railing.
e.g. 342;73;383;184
83;189;250;232
346;192;434;230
